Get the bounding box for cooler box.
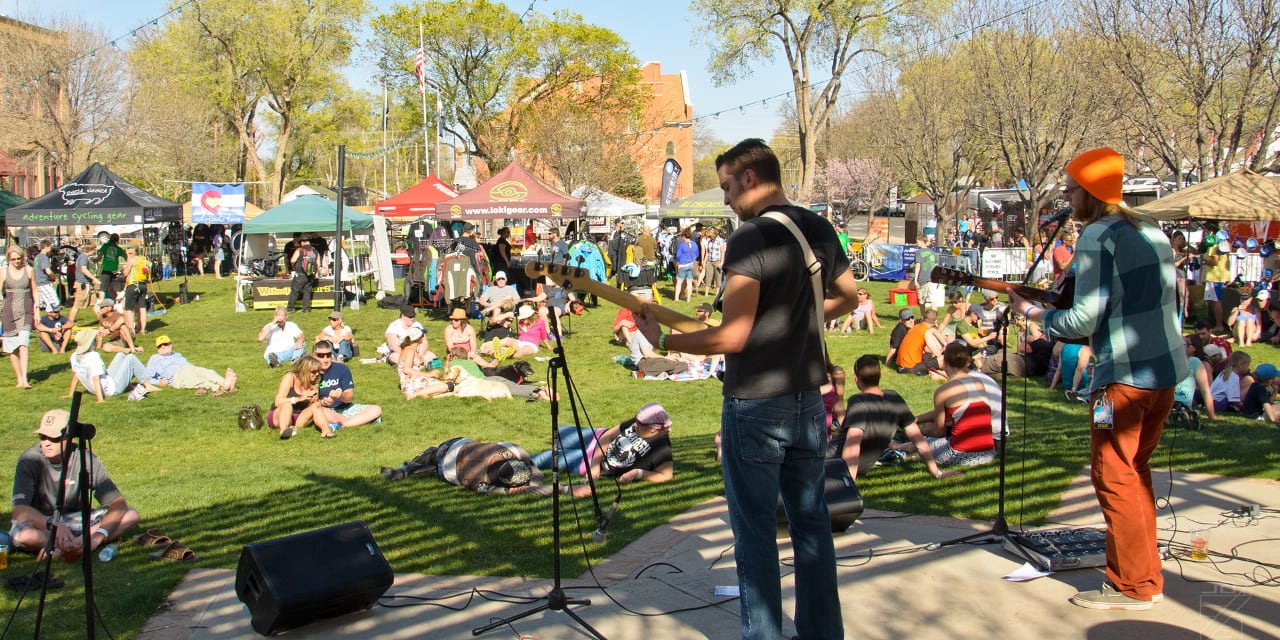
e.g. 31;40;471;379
889;288;918;306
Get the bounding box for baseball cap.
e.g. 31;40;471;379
96;298;115;310
968;304;984;316
328;311;343;320
35;410;70;439
47;303;61;312
1255;363;1278;381
635;402;672;429
400;305;416;318
983;289;999;299
1203;344;1226;360
406;326;425;343
696;302;714;313
494;271;508;281
898;308;914;321
1258;290;1271;301
154;335;172;347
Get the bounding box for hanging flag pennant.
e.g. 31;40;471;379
191;182;245;224
414;48;426;95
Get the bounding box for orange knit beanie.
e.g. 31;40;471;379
1065;147;1125;205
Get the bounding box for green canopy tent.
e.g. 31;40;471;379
0;187;27;216
243;195;372;234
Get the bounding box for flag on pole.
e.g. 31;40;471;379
414;48;426;95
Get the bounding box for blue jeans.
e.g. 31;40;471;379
264;346;307;366
531;426;604;475
107;353;149;396
334;340;354;361
722;392;842;640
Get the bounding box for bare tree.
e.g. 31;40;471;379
692;0;917;202
1076;0;1280;181
0;18;131;178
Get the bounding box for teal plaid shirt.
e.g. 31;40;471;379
1044;214;1188;390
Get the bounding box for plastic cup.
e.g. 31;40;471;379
0;544;9;570
62;546;80;563
1190;529;1209;560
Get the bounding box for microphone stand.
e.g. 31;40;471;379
473;311;606;639
10;392;100;640
933;210;1072;562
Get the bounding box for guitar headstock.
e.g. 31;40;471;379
524;261;591;288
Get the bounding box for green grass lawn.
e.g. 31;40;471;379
1;275;1277;638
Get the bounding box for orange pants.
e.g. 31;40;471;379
1091;383;1173;601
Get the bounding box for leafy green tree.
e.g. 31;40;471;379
692;0;916;202
134;0;368;205
370;0;638;172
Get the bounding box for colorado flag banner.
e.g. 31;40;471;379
191;183;246;224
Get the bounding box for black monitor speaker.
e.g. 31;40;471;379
235;521;394;636
777;458;864;537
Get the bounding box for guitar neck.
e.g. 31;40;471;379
930;266;1059;307
525;261;708;333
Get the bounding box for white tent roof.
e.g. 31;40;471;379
571;187;645;217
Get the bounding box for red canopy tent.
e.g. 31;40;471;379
434;162;583;220
374;174;461;219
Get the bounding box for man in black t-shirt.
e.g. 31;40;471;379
833;355;954;480
9;410;140;557
887;308;915;365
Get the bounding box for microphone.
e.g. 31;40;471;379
1041;206;1071;229
592;500;620;543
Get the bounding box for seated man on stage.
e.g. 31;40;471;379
909;342;998;467
9;409;140;559
830;355;956;480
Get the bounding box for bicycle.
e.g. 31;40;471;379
848;252;870;281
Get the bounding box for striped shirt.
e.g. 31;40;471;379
1043;214;1188;390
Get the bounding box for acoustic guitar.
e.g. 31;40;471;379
524;261;709;333
930;266;1062;307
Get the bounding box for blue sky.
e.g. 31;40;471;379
4;0;794;142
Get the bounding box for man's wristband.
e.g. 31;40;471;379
635;469;644;480
657;334;667;352
93;528;110;540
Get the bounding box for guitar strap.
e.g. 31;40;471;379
761;210;828;358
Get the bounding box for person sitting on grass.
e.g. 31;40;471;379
523;403;675;497
829;355;957;480
1242;363;1280;422
382;305;429;366
479;305;551;361
315;310;356;362
953;304;999;367
144;335;238;396
267;355;330;439
1174;335;1217;421
1208;350;1253;415
895;308;946;376
442;307;479;357
35;304;72;354
906;343;997;468
312;340;382;431
257;306;306;368
1227;289;1261;348
9;409;140;561
67;329;159;403
476;271;520;323
94;298;140;354
838;288;883;334
397;327;451;400
1049;340;1093;404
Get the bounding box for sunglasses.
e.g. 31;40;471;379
314;352;333;359
39;434;65;442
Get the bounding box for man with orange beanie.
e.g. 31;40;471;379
1008;148;1187;610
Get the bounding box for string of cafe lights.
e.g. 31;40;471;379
6;0;197;96
345;0;1059;160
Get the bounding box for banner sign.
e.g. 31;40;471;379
250;278;336;310
863;243;913;280
192;182;246;224
660;159;682;207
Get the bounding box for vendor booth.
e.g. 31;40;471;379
434;162;583;221
374;175;460;219
239;195;392;311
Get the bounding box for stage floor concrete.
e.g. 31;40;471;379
138;470;1280;640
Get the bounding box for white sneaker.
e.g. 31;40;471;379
127;386;148;401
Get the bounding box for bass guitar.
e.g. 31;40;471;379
524;261;708;333
930;266;1062;307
